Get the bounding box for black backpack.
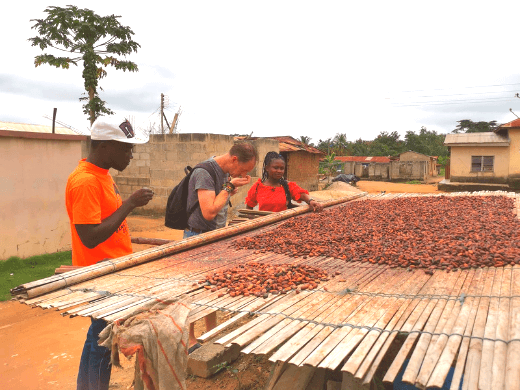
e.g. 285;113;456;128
165;161;219;230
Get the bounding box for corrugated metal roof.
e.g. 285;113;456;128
0;121;79;135
444;132;510;146
234;136;324;154
334;156;391;163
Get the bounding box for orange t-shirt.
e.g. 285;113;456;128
65;159;132;266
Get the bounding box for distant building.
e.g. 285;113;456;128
443;124;515;185
399;151;438;177
333;154;436;181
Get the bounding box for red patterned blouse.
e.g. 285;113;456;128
245;179;309;212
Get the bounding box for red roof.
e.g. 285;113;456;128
498;118;520;128
333;156;391;163
234;136;324;154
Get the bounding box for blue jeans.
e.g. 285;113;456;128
183;229;201;239
77;318;112;390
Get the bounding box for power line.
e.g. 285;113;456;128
390;89;520;99
398;82;520;93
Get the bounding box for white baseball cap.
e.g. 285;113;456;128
90;116;149;144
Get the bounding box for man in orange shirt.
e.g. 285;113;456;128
67;116;153;390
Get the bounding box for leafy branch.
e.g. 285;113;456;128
29;5;140;124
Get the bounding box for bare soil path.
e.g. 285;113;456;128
0;180;442;390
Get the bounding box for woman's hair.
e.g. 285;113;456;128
262;151;286;182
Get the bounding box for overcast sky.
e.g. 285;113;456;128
3;0;520;143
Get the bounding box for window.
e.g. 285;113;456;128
471;156;494;172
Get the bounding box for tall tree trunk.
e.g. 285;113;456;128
88;87;95;125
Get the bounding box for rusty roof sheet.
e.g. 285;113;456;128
0;121;79;135
334;156;391;163
444;132;510;146
234;136;324;154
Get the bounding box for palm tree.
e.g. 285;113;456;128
298;136;311;146
333;133;348;156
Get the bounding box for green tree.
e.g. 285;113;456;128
346;138;370;156
332;133;348;156
452;120;497;134
316;138;333;154
298;136;312;146
404;126;448;158
367;131;405;156
29;5;140;124
322;152;338;182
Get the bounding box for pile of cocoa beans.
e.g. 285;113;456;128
200;263;328;297
232;196;520;274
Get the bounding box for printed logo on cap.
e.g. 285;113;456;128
119;120;135;138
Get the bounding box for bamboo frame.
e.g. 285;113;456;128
9;191;520;390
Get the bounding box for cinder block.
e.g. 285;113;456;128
139;167;150;175
151;169;165;179
119;184;132;194
116;177;127;185
179;134;191;142
132;153;140;160
151;134;165;143
135;160;146;167
138;178;150;186
127;177;139;185
191;133;208;142
140;153;150;160
166;151;177;160
187;343;241;378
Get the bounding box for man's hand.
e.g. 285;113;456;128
127;187;154;208
230;175;251;188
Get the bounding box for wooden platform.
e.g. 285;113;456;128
11;191;520;390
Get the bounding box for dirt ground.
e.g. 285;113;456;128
0;180;443;390
355;178;443;194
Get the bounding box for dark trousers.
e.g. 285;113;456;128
77;318;112;390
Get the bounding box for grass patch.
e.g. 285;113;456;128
0;251;72;301
405;180;422;185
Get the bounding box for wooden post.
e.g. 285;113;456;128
160;93;164;134
52;108;57;134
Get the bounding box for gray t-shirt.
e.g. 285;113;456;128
186;158;229;231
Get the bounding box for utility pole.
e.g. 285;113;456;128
52;108;57;134
160;93;165;134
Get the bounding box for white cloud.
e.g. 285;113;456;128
3;0;520;142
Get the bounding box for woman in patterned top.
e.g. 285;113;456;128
245;151;323;212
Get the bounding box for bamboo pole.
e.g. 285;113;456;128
414;269;475;388
382;270;463;384
504;267;520;390
461;267;497;390
478;267;504;390
401;271;469;385
426;268;484;388
11;193;367;300
490;266;512;389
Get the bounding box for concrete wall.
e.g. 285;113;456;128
390;161;427;181
400;151;437;177
0;131;86;260
285;151;320;191
508;129;520;179
111;134;279;218
449;145;510;183
343;160;427;181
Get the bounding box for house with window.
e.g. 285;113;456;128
442;119;520;188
